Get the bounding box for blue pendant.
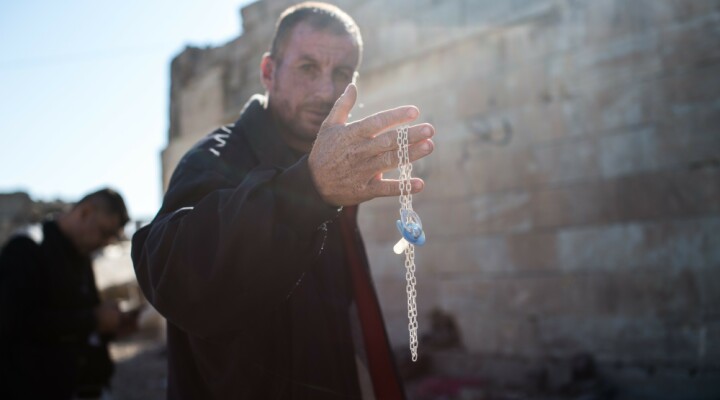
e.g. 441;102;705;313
396;209;426;246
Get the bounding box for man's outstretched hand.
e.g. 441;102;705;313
308;83;435;206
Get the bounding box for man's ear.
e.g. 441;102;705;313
260;52;275;91
75;202;95;222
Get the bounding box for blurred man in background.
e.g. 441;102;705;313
0;188;138;399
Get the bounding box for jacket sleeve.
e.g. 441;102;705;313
0;237;40;340
0;237;96;342
131;153;339;338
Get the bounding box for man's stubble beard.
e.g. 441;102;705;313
270;96;333;153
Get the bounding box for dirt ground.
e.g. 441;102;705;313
110;336;167;400
108;337;609;400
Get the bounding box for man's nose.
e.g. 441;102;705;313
101;235;117;248
313;72;336;102
99;238;112;249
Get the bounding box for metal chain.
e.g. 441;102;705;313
397;126;413;212
397;125;418;362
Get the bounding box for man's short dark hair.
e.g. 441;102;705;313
76;188;129;227
269;2;363;66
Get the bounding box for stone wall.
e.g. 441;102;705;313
164;0;720;396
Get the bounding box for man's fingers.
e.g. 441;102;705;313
323;83;357;127
349;105;419;139
408;139;434;162
359;123;435;155
365;139;434;174
367;177;425;199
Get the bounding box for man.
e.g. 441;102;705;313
132;2;435;399
0;188;136;399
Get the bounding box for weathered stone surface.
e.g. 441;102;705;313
557;217;720;272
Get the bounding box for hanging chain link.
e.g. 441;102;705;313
397;125;419;362
397;125;412;212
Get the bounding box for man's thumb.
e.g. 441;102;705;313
324;83;357;127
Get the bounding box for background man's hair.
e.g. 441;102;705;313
76;188;129;227
269;2;363;66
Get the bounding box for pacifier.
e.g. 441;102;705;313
393;209;426;254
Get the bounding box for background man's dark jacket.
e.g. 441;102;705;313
132;95;398;399
0;221;114;399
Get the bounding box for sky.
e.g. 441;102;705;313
0;0;255;220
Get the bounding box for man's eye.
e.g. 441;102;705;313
300;64;316;72
334;70;352;82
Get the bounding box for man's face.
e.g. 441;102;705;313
77;209;123;255
263;22;359;152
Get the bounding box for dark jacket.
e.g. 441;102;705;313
132;95;398;399
0;221;113;399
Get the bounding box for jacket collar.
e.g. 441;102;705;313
237;94;303;169
43;220;87;263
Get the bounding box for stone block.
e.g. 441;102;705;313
391;230;559;276
413;234;507;275
510;101;574;145
562;52;720;137
412;197;477;238
178;65;226;142
505;231;558;271
418;132;476;200
532;182;618;229
531;168;720;229
461;134;600;194
471;190;533;233
586;81;654;134
535;316;669;359
658;11;720;73
464;145;528;194
487;276;581;318
599;127;658;178
701;321;720;363
615;169;720;221
527;135;601;185
360;68;484;127
578;0;667;46
602;364;720;400
455;74;497;120
470;269;699;321
583;267;703;319
572;28;662;79
457;313;543;356
461;0;556;30
695;265;720;318
656;66;720;119
501;19;560;69
556;217;720;272
662;0;720;23
415;0;464;28
437;278;497;317
557;222;635;270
